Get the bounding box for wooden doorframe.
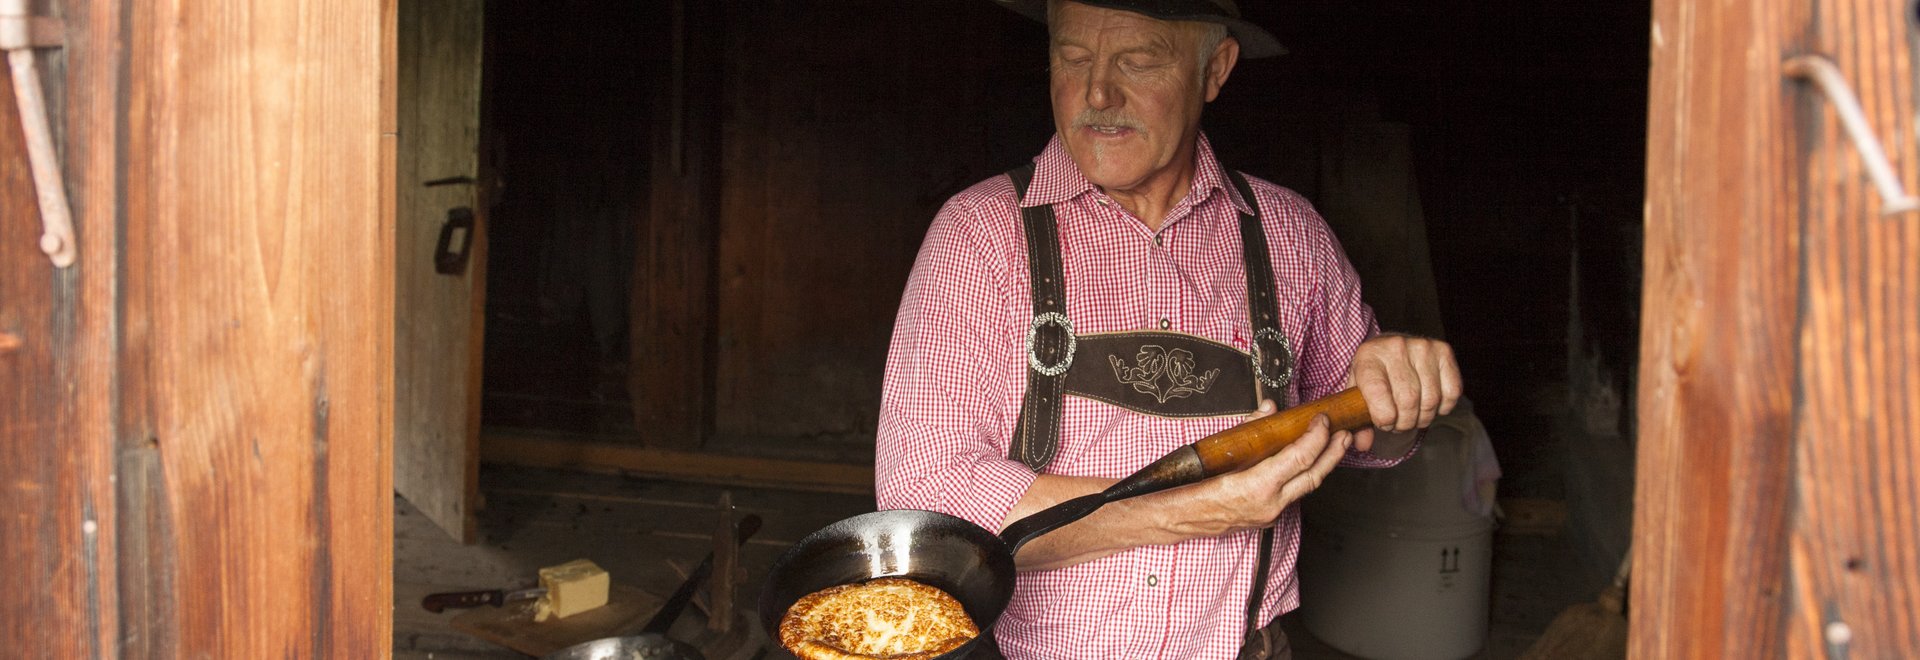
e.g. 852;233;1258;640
1636;0;1919;656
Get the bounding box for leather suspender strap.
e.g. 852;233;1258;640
1008;164;1071;472
1229;170;1295;403
1227;170;1291;634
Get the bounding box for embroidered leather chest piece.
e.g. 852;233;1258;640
1004;164;1294;473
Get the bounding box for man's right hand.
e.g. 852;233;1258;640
1155;413;1353;538
1002;412;1353;570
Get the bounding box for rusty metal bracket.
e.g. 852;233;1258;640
1784;54;1920;216
2;0;74;267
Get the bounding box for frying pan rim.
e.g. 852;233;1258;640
758;509;1016;659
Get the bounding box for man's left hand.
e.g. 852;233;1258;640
1347;334;1462;453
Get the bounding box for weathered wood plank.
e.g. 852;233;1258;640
119;0;392;656
394;0;486;544
0;46;96;660
1784;2;1920;656
0;0;123;655
1633;0;1805;656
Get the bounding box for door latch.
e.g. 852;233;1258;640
433;207;475;275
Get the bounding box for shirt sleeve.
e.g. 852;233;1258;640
873;197;1038;533
1289;203;1418;468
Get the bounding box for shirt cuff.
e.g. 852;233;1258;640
935;456;1039;535
1339;428;1422;469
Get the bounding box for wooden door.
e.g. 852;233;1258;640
395;0;487;543
1637;0;1920;656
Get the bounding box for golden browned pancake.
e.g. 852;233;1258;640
779;577;979;660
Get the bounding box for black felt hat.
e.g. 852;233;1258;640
993;0;1286;58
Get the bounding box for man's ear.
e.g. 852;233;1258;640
1203;36;1241;103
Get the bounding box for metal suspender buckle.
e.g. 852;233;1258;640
1250;327;1295;390
1026;312;1077;376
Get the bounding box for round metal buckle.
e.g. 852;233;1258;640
1026;312;1076;376
1250;327;1294;390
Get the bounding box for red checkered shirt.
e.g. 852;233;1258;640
875;134;1405;659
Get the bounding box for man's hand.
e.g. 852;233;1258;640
1347;333;1462;452
1158;413;1352;538
1003;412;1354;569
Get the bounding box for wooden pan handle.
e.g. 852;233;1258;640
1190;387;1374;476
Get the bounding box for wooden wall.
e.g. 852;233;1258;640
710;2;1048;453
2;0;393;656
1635;0;1920;656
481;0;654;436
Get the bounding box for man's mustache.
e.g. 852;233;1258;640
1074;109;1144;131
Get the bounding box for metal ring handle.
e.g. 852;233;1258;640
1026;312;1076;376
1784;54;1920;216
1250;327;1294;390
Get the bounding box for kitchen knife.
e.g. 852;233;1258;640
421;586;545;613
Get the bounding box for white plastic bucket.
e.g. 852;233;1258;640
1296;407;1496;660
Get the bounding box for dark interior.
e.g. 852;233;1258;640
475;0;1648;589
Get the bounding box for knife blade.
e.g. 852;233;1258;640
420;586;545;613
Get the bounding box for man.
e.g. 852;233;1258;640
875;1;1462;657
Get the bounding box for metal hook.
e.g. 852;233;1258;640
1784;55;1920;216
2;0;74;267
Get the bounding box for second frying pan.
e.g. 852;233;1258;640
759;388;1375;658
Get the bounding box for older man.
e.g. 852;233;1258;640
875;1;1462;657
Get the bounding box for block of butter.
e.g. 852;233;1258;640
532;559;610;622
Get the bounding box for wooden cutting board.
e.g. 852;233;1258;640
450;584;664;657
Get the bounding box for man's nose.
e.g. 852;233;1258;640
1085;60;1120;111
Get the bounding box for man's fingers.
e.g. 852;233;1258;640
1350;426;1375;453
1387;344;1420;432
1414;341;1441;428
1437;342;1463;415
1278;428;1350;504
1247;398;1279;421
1355;359;1398;432
1250;413;1330;485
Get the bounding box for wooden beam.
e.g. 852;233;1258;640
481;432;873;496
1634;0;1805;656
116;0;393;656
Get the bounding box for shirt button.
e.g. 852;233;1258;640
1153;234;1163;246
1096;198;1111;206
1146;574;1159;587
1159;318;1171;330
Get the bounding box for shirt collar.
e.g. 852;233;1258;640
1021;132;1255;217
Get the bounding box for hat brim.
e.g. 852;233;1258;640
992;0;1287;58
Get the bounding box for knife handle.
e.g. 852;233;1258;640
421;589;504;613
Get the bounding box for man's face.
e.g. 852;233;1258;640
1049;1;1233;196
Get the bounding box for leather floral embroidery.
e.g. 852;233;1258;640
1109;345;1220;404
